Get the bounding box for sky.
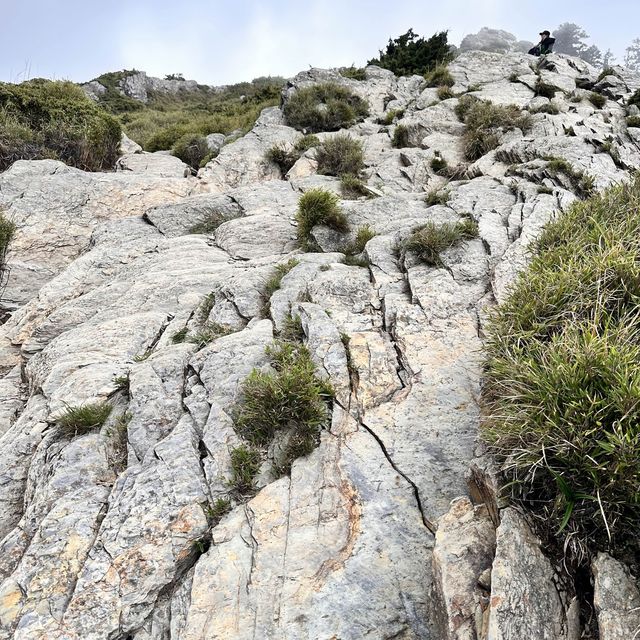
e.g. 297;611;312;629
1;0;639;86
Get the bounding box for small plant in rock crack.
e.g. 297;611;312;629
588;92;607;109
112;374;130;396
133;347;155;362
437;85;455;101
188;322;233;348
57;402;113;436
279;313;305;343
204;497;232;524
403;218;478;266
340;174;372;199
544;156;596;199
534;79;557;99
265;144;299;174
171;327;189;344
430;155;449;176
377;109;405;126
228;445;261;494
0;209;16;279
235;340;334;477
391;124;419;149
339;65;367;81
424;188;450;206
627;116;640;129
296;188;349;251
260;258;300;317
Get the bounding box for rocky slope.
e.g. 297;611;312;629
1;51;640;639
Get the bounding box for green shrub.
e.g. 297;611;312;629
391;124;415;148
627;116;640;128
0;211;16;283
283;83;369;133
425;189;450;206
509;73;519;83
171;327;189;343
0;80;121;171
454;94;479;122
57;402;112;436
342;225;377;256
296;189;349;250
235;340;334;475
206;497;232;523
265;144;298;174
260;259;299;317
172;133;208;168
437;85;455;100
596;67;618;83
569;94;583;103
340;174;371;199
482;176;640;559
294;134;320;152
368;29;453;77
588;92;607;109
316;134;365;177
629;89;640;110
530;103;560;115
545;156;596;199
534;79;557;99
430;155;449;175
425;64;455;88
377;109;405;125
404;218;478;265
228;446;261;494
340;66;367;81
112;374;130;395
460;99;532;161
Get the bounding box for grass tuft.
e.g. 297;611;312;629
316;133;365;177
425;189;450;206
627;116;640;128
261;259;300;317
296;188;349;250
544;156;596;199
424;64;454;88
588;92;607;109
340;66;367;81
403;218;478;265
57;402;112;436
228;446;261;494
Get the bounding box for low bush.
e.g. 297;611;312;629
235;340;334;476
57;402;112;436
188;322;233;348
430;155;450;176
424;64;455;88
588;92;607;109
404;218;478;265
283;83;369;133
340;174;371;199
534;79;557;99
172;133;209;168
0;79;121;171
340;66;367;81
296;189;349;250
294;134;320;152
316;133;365;177
265;144;298;174
627;116;640;128
425;189;450;206
228;446;261;494
482;176;640;561
391;124;415;148
342;224;377;256
377;109;405;125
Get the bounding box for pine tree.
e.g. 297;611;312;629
624;38;640;71
552;23;602;66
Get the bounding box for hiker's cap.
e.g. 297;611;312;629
540;30;551;36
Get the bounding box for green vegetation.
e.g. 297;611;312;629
430;155;450;176
588;92;607;109
283;83;369;133
425;189;450;206
316;134;365;177
537;185;554;195
534;79;557;99
206;497;232;523
437;85;455;101
629;89;640;110
228;445;261;494
509;73;519;83
172;133;208;168
97;74;284;152
458;97;532;161
545;156;596;199
235;339;334;476
377;109;405;125
482;176;640;559
57;402;113;436
296;189;349;250
265;135;321;175
0;79;121;171
342;224;377;256
112;374;130;395
530;103;560;115
188;215;227;235
425;64;455;88
403;218;478;265
261;259;300;317
0;210;16;288
340;66;367;81
368;29;453;77
188;322;233;348
627;116;640;128
391;124;416;148
570;94;583;103
340;174;371;199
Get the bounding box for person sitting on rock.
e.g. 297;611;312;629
528;31;555;56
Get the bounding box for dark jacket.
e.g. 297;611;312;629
529;37;555;56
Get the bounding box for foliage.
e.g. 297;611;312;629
552;23;602;66
57;402;113;436
315;133;365;177
0;79;121;171
0;210;16;287
228;446;261;494
588;92;607;109
424;64;455;88
544;156;596;199
235;340;334;476
206;497;232;523
430;155;449;176
482;176;640;561
342;224;377;256
391;124;417;148
424;189;450;206
296;188;349;250
265;144;298;174
377;109;405;125
403;218;478;265
368;29;453;77
340;66;367;81
260;259;300;317
628;89;640;110
627;116;640;128
340;174;371;199
283;83;369;133
294;134;320;152
530;103;560;115
112;374;130;395
437;85;455;100
188;322;233;348
624;38;640;72
534;79;557;99
172;133;208;168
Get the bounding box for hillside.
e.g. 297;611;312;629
1;50;640;639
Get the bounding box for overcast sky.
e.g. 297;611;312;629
1;0;638;86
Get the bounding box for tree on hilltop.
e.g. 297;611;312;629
552;23;602;66
624;39;640;71
368;29;453;77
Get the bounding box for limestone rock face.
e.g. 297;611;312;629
2;51;640;639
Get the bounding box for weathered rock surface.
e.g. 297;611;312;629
2;51;640;639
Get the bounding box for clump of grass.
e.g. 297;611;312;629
454;94;479;122
261;258;300;316
403;218;478;265
265;144;298;174
0;210;16;289
296;188;349;251
188;211;229;235
340;174;371;199
569;94;583;103
596;67;618;83
545;156;596;199
377;109;405;125
534;79;557;99
342;224;377;257
294;134;320;152
316;133;365;177
391;124;416;148
279;313;305;343
437;85;455;101
283;83;369;133
133;347;155;362
171;327;189;343
424;64;454;88
460;99;532;161
57;402;113;436
235;340;334;476
530;103;560;115
627;116;640;128
205;497;232;523
425;189;450;206
188;322;233;348
430;155;449;176
537;185;554;195
588;92;607;109
172;133;208;168
599;139;624;169
228;445;261;494
482;176;640;562
112;374;130;396
340;65;367;81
